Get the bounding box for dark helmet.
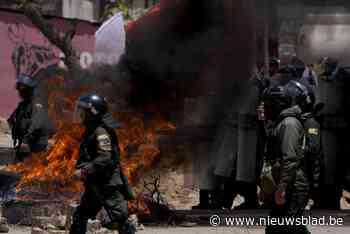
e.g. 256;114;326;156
262;85;291;106
322;57;339;76
279;65;299;78
284;80;315;112
290;57;306;78
269;57;281;66
262;81;315;118
16;74;36;88
16;75;36;99
269;58;281;76
76;92;108;117
262;85;291;119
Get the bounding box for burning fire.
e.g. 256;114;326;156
8;74;176;213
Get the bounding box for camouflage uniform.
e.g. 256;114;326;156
8;98;49;162
69;114;134;234
266;106;310;234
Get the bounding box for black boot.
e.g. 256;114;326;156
192;190;210;209
119;221;136;234
69;211;88;234
235;183;260;210
209;190;226;209
222;179;238;210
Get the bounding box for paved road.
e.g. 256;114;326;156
6;226;350;234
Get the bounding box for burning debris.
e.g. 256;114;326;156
5;67;177;216
0;1;257;230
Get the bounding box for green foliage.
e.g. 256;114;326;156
101;0;134;22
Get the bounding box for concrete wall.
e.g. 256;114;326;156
62;0;99;21
277;2;348;63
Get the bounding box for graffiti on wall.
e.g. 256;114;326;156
8;22;59;77
0;9;97;116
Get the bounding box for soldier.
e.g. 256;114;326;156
262;81;317;234
0;75;49;231
69;92;135;234
7;74;49;162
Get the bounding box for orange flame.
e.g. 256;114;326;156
8;74;176;213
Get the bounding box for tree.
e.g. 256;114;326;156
101;0;133;22
101;0;149;23
15;0;80;72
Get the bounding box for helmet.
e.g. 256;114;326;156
284;80;315;112
261;85;292;119
290;57;305;78
322;57;339;76
16;74;36;88
262;81;315;119
269;58;281;76
16;75;36;99
279;65;299;78
269;58;281;66
74;92;108;124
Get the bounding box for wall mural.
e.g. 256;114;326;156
8;22;59;78
0;9;97;116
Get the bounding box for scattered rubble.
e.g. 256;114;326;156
129;214;144;231
0;118;10;135
0;118;12;149
0;217;9;233
341;190;350;210
31;215;115;234
29;204;141;234
134;154;199;211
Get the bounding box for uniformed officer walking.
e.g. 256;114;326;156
3;75;49;200
262;81;319;234
7;74;49;162
69;92;135;234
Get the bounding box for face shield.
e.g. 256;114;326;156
73;101;90;124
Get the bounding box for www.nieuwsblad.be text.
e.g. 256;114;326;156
209;215;344;227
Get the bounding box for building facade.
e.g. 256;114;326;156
0;0;160;22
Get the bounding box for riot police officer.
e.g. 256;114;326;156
316;57;350;209
69;92;135;234
7;74;49;162
269;58;281;77
262;81;317;234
